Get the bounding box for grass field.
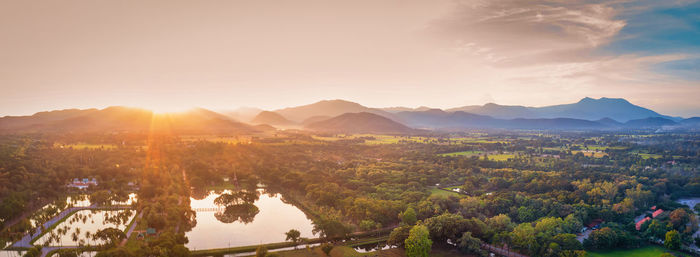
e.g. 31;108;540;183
439;150;483;157
429;188;461;197
487;154;516;161
573;151;608;158
586;246;689;257
439;151;515;161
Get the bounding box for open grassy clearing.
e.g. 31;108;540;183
586;245;690;257
486;154;516;161
429;188;461;197
439;150;483;157
572;151;608;158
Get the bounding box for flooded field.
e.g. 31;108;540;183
34;209;135;247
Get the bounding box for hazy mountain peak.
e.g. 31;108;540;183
275;99;394;123
251;111;295;126
305;112;412;134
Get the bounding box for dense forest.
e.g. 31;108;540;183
1;131;699;257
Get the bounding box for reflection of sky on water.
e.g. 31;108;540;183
111;193;138;205
0;250;25;257
186;189;315;250
35;210;135;247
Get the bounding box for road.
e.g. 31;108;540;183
120;212;143;247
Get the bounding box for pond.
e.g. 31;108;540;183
34;209;135;247
677;197;700;209
29;193;137;228
185;189;315;250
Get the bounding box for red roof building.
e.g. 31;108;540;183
636;217;651;230
652;209;664;218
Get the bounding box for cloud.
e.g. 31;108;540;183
415;0;700;116
428;0;629;66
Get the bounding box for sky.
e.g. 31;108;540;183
1;0;699;117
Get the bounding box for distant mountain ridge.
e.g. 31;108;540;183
304;112;414;134
447;97;675;122
2;97;697;133
0;107;266;134
251;111;296;126
274;100;395;123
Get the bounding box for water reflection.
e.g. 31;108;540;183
353;243;392;253
213;190;260;224
0;250;25;257
35;210;135;247
186;188;314;250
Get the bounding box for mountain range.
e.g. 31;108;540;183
0;107;268;134
443;97;675;122
1;97;697;134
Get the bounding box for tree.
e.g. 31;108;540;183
552;233;582;250
23;246;42;257
171;245;190;257
486;214;514;234
388;225;411;247
93;228;126;247
405;225;432;257
401;207;417;226
511;223;537;254
664;230;681;250
359;220;376;231
457;231;487;257
312;215;351;240
89;190;112;206
422;213;467;243
285;229;301;248
146;211;167;230
320;243;334;256
644;219;668;239
669;209;690;229
58;252;78;257
561;214;583;234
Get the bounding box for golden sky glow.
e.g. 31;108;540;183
1;0;698;117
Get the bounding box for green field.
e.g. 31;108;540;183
439;151;515;161
487;154;516;161
439;150;483;157
586;246;688;257
638;153;663;159
429;188;461;197
572;151;608;158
